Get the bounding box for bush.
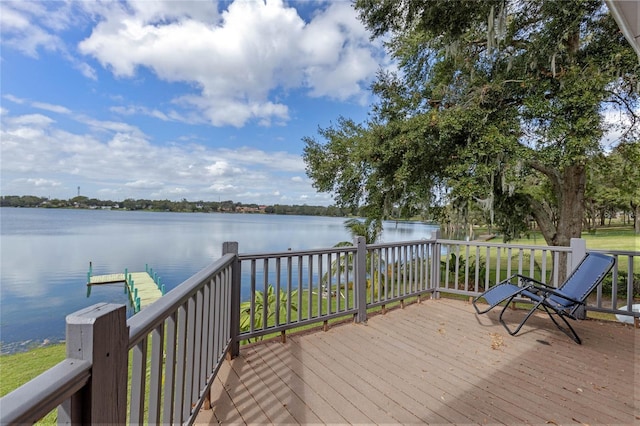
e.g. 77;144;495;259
600;273;640;297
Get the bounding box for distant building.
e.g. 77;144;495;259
236;206;265;213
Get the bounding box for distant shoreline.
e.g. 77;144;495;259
1;195;437;223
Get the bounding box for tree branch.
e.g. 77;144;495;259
527;160;561;186
526;195;556;245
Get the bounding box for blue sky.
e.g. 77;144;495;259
1;0;390;205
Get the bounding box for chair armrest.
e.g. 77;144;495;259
500;274;544;288
514;274;552;288
528;284;583;305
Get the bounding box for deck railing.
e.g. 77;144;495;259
1;236;637;425
435;237;639;318
0;248;237;425
237;237;438;341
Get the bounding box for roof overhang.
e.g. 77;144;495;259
605;0;640;59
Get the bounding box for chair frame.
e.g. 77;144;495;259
473;253;615;344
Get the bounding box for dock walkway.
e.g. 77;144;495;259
88;268;164;312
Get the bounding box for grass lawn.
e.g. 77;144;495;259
510;227;639;251
508;228;639;276
0;344;66;423
0;344;66;397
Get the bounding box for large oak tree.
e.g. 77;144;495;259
303;0;638;248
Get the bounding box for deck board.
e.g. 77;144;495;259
196;298;639;425
88;273;125;285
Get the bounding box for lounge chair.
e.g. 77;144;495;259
472;252;615;344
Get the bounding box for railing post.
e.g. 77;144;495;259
570;238;587;272
58;303;128;425
432;230;441;298
354;236;368;323
224;241;240;358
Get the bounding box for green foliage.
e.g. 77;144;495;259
327;218;386;298
0;195;353;217
239;285;298;340
601;273;640;297
585;142;640;232
342;218;382;244
305;0;639;246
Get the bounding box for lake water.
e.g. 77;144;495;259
0;208;438;353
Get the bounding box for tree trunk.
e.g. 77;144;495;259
553;164;585;246
632;201;640;234
529;163;585;247
528;163;586;281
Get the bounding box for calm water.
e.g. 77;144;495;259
0;208;438;353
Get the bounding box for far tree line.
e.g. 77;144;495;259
0;195;359;218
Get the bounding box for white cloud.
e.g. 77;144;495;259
0;108;326;204
78;116;147;137
32;102;72;115
74;61;98;80
3;94;26;104
111;105;170;121
12;178;62;188
3;95;73;116
207;182;237;193
0;1;68;57
217;147;305;172
0;1;100;82
127;0;220;25
206;160;242;177
0;3;31;31
299;2;380;102
5;113;55;127
77;0;384;127
163;187;190;196
125;180;165;189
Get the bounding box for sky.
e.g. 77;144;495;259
0;0;391;206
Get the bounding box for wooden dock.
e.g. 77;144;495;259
88;273;125;285
88;268;164;312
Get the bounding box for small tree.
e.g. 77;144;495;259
239;285;297;341
608;142;640;233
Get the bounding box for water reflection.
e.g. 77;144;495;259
0;208;438;352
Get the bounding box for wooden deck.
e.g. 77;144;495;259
196;298;639;425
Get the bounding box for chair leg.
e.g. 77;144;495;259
472;297;493;315
540;305;582;344
498;297;544;336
